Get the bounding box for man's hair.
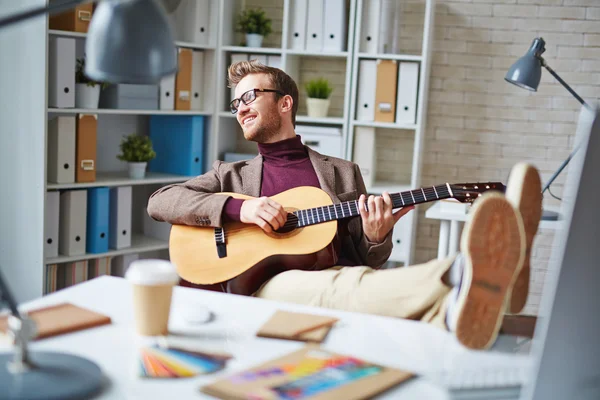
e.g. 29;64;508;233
227;60;299;126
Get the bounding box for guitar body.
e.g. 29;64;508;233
169;186;338;290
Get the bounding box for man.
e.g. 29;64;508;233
147;60;543;350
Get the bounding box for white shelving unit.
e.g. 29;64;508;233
211;0;358;163
346;0;436;265
3;0;434;301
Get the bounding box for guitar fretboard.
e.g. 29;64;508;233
292;184;452;228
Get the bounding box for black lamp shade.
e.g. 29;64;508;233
505;37;546;92
85;0;178;84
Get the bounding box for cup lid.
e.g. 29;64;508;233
125;259;179;286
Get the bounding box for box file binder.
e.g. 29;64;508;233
360;0;381;53
76;114;97;183
48;37;75;108
47;116;76;184
395;62;419;124
111;254;139;278
160;74;176;110
249;54;268;65
353;127;376;188
374;60;398;123
266;55;282;69
100;84;159;110
356;60;377;121
86;187;110;254
296;125;343;159
229;54;249;102
109;186;132;250
59;190;87;256
172;0;211;45
289;0;308;50
63;260;89;287
323;0;346;52
175;48;193;110
191;51;205;111
378;0;395;54
88;257;112;279
389;212;414;262
305;0;324;52
45;191;60;259
49;2;94;33
148;115;206;176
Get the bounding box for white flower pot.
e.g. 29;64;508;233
246;33;263;48
128;162;147;179
306;98;330;118
75;83;101;109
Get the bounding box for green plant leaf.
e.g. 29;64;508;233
236;8;272;37
116;134;157;163
305;78;333;99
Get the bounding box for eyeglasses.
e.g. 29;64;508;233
230;88;285;114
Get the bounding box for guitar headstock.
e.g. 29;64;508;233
449;182;506;203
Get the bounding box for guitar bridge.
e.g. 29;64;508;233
214;227;227;258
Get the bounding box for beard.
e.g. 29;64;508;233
242;111;282;143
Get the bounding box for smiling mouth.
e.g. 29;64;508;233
242;116;257;125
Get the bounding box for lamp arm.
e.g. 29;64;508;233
542;144;581;194
540;58;590;108
0;0;94;29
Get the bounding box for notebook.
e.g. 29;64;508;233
201;344;414;400
0;302;111;340
256;310;339;343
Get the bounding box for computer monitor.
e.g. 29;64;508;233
522;104;600;400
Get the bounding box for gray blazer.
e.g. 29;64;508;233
147;147;393;290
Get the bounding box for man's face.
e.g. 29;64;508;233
234;73;282;143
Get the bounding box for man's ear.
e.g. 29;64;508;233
280;95;293;113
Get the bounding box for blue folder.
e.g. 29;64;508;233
86;187;110;254
148;115;206;176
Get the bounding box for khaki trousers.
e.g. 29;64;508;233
254;256;456;330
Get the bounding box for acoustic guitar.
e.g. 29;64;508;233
169;182;505;293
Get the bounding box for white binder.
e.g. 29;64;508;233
389;211;414;262
174;0;211;45
159;73;175;110
353;127;376;188
395;62;419;124
47;116;76;183
229;53;249;101
289;0;308;50
305;0;324;52
323;0;346;52
45;191;60;259
296;125;343;159
191;50;205;110
48;36;75;108
267;55;282;69
59;190;87;256
109;186;132;250
356;60;377;121
378;0;395;53
360;0;381;53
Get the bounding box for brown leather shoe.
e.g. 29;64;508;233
504;162;543;314
452;192;525;350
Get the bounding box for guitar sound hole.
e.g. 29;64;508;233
274;213;299;234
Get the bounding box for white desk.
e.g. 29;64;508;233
426;202;561;260
0;276;532;399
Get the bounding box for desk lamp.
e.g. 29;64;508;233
505;37;592;221
0;0;179;84
0;268;104;399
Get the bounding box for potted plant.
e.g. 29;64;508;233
75;56;107;109
117;134;156;179
305;78;333;118
237;8;272;48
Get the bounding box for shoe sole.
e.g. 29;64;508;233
505;163;543;314
455;193;525;350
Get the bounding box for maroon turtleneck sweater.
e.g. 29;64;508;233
223;135;320;221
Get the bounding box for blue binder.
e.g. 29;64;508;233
86;187;110;254
148;115;206;176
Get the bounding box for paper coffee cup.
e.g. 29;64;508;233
125;259;179;336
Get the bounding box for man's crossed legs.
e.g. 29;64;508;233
254;163;543;350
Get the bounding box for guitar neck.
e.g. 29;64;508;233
293;184;453;228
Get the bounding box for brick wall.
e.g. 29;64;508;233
412;0;600;315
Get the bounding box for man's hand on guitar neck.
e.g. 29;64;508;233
240;197;288;233
358;192;415;244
